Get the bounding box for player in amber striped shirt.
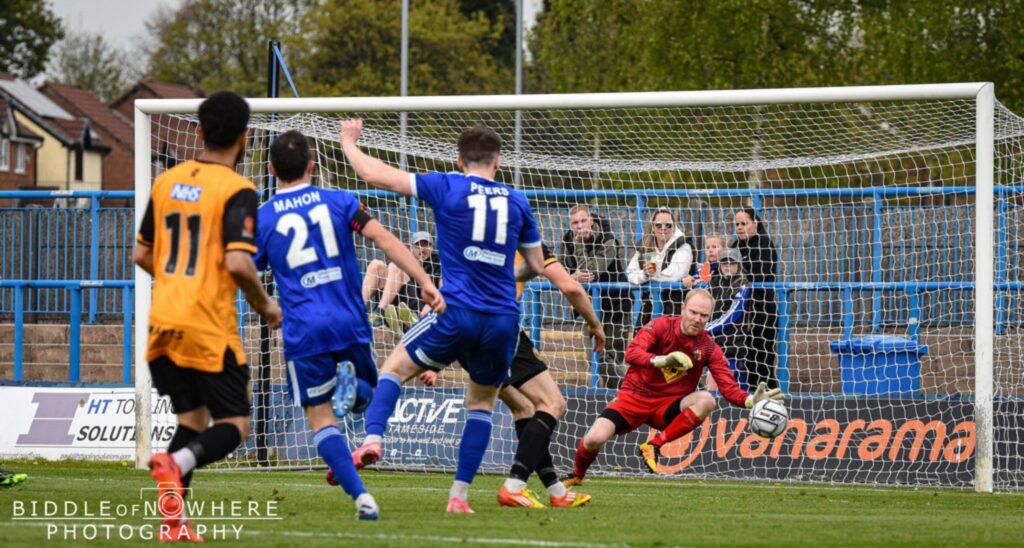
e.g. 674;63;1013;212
133;91;280;542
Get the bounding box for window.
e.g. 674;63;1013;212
0;138;8;171
74;147;83;181
14;143;25;174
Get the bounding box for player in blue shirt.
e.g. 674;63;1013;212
255;130;444;520
340;120;546;513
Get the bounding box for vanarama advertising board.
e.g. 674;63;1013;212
553;393;1021;486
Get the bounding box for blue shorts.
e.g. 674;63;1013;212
285;344;378;407
401;306;520;387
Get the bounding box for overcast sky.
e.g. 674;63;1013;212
49;0;179;52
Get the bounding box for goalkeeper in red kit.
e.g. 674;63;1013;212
563;288;784;483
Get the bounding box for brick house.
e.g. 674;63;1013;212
0;98;44;194
111;80;206;172
0;78;109;195
41;83;135;192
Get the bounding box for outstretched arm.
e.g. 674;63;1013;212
339;119;413;195
542;261;606;353
361;219;446;314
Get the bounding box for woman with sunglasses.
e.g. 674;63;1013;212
730;207;779;389
626;207;693;323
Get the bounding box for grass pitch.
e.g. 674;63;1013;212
1;461;1022;546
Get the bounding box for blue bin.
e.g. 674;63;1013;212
829;336;928;396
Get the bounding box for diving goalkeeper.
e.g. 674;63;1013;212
563;288;784;483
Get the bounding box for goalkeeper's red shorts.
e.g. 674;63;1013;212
600;390;685;435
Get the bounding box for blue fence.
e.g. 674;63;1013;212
2;279;133;384
2;187;1022;386
0;191;134;322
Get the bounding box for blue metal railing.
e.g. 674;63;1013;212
2;187;1021;387
522;280;1024;391
2;279;133;384
0;191;134;321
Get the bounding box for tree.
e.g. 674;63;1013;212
527;0;1024;112
47;31;138;102
528;0;839;93
0;0;64;79
302;0;514;97
144;0;317;96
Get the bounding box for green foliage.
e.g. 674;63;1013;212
46;32;138;102
0;0;64;79
528;0;1024;112
301;0;513;97
145;0;318;96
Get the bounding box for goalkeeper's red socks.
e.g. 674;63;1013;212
650;407;702;447
572;438;600;479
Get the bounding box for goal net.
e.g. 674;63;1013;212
135;85;1024;491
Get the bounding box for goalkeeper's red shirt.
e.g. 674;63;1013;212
622;316;749;407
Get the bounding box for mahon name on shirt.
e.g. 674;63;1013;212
469;182;509;196
274;190;321;213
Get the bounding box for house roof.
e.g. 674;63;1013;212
0;98;43;141
0;79;74;120
48;117;110;153
41;82;134;151
110;80;205;111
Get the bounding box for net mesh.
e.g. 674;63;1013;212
147;94;1024;489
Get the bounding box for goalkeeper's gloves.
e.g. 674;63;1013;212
744;382;785;409
652;351;692;370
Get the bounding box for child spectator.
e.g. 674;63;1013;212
703;248;751;391
683;234;728;288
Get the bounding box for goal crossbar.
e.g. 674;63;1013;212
133;82;998;492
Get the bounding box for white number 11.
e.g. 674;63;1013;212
467;194;508;245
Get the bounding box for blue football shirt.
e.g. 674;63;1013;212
411;171;541;315
254;184;372;360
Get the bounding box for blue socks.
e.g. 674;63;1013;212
455;409;493;484
314;425;366;500
364;373;402;437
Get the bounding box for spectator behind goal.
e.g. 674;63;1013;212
362;230;441;332
626;207;693;322
561;204;631;389
701;247;751;391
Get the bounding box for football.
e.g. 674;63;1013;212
749;399;789;438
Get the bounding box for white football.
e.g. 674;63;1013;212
749;399;788;438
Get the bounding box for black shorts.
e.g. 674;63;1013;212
504;329;548;389
149;350;251;420
394;282;424;312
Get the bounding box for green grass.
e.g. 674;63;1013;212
1;461;1023;546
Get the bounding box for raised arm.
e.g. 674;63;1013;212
361;219;445;314
339;119;413;195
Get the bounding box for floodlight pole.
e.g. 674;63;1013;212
399;0;409;171
514;0;523;187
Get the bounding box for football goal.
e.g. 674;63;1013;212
134;83;1023;491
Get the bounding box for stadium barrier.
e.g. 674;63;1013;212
0;191;134;323
1;187;1021;390
0;280;134;384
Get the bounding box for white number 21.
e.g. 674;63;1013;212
276;204;339;268
467;195;508;245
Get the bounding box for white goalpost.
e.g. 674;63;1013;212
134;83;1022;492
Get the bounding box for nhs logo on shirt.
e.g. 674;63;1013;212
170;183;202;202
